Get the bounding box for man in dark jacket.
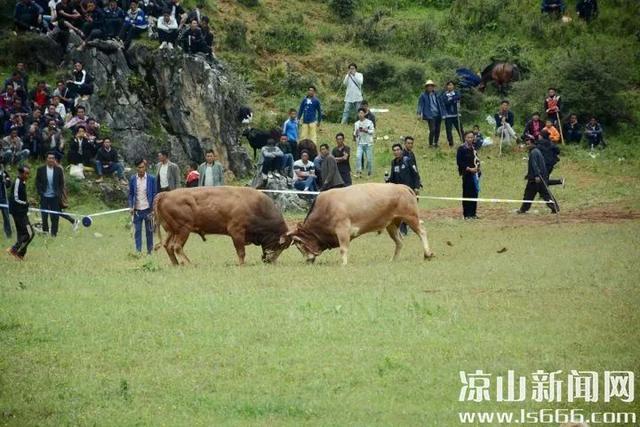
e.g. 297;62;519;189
0;163;12;238
535;130;564;186
402;136;422;192
441;81;462;147
103;0;125;38
67;126;96;166
585;117;605;149
563;114;582;144
7;165;34;260
577;0;598;22
332;132;351;186
181;19;206;54
387;143;421;234
318;144;344;191
36;152;65;236
14;0;42;32
95;138;125;183
456;131;480;219
517;138;558;214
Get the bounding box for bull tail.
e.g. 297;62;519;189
152;193;165;251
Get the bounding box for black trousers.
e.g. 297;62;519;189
427;117;442;147
462;174;478;218
41;196;61;236
444;117;462;146
520;179;558;213
158;29;178;43
11;213;34;257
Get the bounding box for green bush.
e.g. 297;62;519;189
258;25;314;54
224;20;249;51
237;0;259;6
361;60;425;103
329;0;357;20
353;9;394;50
392;20;443;59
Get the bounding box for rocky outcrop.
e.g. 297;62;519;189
68;40;252;178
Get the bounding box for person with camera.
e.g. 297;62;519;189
341;63;363;124
353;107;375;178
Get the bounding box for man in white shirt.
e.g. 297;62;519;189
155;150;180;192
128;159;157;254
197;149;224;186
292;150;317;192
353;108;375;178
341;63;364;124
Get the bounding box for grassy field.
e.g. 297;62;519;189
2;120;640;425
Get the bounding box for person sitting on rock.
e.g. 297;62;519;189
66;62;94;100
41;119;65;161
200;16;214;56
44;105;64;128
277;135;294;178
14;0;44;33
543;119;560;144
29;81;50;110
53;81;74;111
0;84;17;120
67;126;96;167
260;138;284;179
181;19;207;55
103;0;125;39
77;0;106;51
157;9;178;49
23;122;44;160
119;0;148;50
64;105;89;132
524;112;545;141
1;128;30;165
292;150;317;192
95;138;126;184
4;114;26;138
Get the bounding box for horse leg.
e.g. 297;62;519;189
386;222;403;261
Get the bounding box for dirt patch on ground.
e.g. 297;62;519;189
419;205;640;225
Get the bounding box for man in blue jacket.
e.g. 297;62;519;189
128;159;157;255
297;86;322;144
416;80;444;148
441;81;462;147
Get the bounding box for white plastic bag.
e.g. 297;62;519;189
70;164;85;179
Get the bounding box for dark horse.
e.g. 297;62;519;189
478;62;520;93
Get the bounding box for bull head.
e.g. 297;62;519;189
261;233;294;264
287;225;321;262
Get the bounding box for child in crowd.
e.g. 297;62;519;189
185;162;200;187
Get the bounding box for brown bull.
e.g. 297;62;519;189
153;187;291;265
289;183;434;265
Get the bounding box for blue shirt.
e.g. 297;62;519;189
283;118;298;142
43;166;55;198
298;96;322;124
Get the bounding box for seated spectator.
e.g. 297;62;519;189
65;105;88;131
585;117;605;149
42;119;65;160
577;0;598;22
4;114;26;137
317;143;344;191
95;138;125;183
541;0;565;16
292;150;317;192
103;0;125;39
53;81;74;111
66;62;94;99
157;9;178;49
260;138;284;178
3;72;27;102
524;112;545;141
563;114;582;144
28;108;45;129
200;16;214;56
14;0;43;32
67;126;96;166
139;0;161;37
197;149;224;187
77;0;106;51
543;120;560;144
1;128;30;165
471;124;484;149
185;162;199;187
184;1;205;25
30;80;50;110
44;104;64;128
0;85;17;119
167;0;186;26
24;122;44;159
277;135;294;177
119;0;148;49
181;19;207;55
54;0;84;45
51;95;67;118
9;98;31;121
85;118;101;144
14;63;29;94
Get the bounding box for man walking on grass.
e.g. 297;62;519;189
516;138;559;214
7;165;34;260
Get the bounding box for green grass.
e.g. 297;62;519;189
1;214;639;425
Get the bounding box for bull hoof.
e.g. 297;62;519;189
153;243;162;251
424;252;435;260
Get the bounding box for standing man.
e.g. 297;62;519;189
456;131;480;219
387;143;421;234
441;81;462;147
402;136;422;193
282;108;299;159
197;149;224;187
35;152;64;236
318;144;344;191
341;63;363;124
297;86;322;144
544;87;561;126
0;162;12;239
156;150;180;192
417;80;444;148
332;132;351;186
353;107;375;178
516;138;558;214
6;165;33;260
128;159;157;255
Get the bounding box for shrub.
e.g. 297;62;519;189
329;0;357;20
258;25;314;54
392;20;443;59
354;9;394;50
237;0;259;6
224;20;248;51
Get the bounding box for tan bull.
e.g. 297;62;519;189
289;183;434;265
153;187;291;265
